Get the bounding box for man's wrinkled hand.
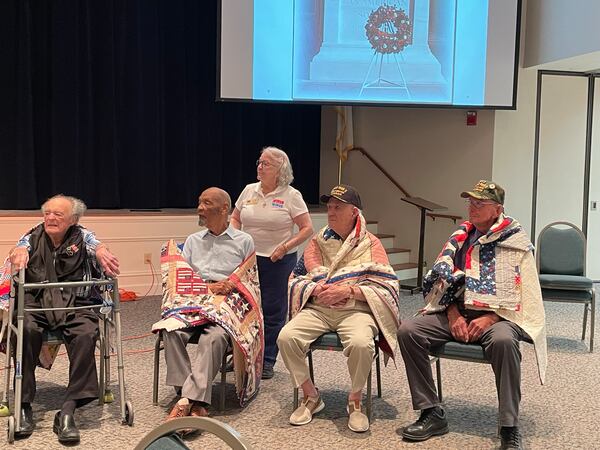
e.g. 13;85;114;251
315;284;350;308
447;306;469;343
209;280;235;295
9;247;29;272
467;313;500;342
96;245;120;277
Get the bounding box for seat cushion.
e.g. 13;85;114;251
541;288;593;302
429;341;487;362
538;274;593;290
311;332;343;350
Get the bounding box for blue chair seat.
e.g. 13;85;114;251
539;274;593;290
311;332;343;349
429;341;487;362
541;288;594;301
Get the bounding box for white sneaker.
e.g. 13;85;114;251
347;400;369;432
289;393;325;426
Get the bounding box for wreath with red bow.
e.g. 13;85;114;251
365;5;412;54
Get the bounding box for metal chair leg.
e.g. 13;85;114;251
366;368;372;421
435;358;443;402
375;346;382;398
590;291;595;352
582;302;589;341
308;350;314;382
293;388;299;409
152;332;163;406
98;325;106;405
220;349;228;412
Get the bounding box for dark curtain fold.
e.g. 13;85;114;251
0;0;321;209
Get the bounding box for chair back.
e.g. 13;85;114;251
134;417;253;450
536;221;586;276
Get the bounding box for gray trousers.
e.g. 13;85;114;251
163;323;228;405
398;312;527;427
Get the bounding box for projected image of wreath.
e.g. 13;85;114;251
365;5;412;54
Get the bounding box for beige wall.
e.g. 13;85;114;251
492;67;537;233
320;106;495;271
0;212;329;296
0;214;199;297
524;0;600;68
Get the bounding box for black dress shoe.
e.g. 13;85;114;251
261;364;274;380
53;411;80;443
500;426;523;450
402;406;449;441
15;404;35;437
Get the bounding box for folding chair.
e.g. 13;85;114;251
536;221;595;352
292;331;382;420
152;330;231;411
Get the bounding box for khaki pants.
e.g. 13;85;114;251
277;304;378;393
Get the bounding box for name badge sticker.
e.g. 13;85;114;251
272;199;285;208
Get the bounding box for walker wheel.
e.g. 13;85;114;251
0;404;10;417
7;415;15;444
104;390;115;403
124;400;134;426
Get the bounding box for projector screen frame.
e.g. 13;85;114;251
216;0;522;111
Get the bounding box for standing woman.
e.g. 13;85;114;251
231;147;313;379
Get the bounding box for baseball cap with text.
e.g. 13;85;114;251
320;184;363;209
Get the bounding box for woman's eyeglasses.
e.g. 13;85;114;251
256;160;273;168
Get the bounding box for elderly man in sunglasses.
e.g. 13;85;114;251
397;180;547;450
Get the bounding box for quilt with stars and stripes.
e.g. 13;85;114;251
152;239;263;406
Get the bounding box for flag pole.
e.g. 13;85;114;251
338;157;343;184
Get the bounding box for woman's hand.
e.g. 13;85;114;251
269;243;288;262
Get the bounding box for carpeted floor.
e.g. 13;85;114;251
1;288;598;449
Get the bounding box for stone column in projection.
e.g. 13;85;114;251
303;0;451;102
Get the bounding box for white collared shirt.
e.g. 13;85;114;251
181;225;254;281
235;182;308;257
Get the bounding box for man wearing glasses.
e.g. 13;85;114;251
397;180;547;450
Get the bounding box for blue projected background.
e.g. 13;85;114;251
252;0;490;106
219;0;519;107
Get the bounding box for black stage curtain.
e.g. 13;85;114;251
0;0;321;209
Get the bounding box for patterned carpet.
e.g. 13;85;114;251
1;288;598;449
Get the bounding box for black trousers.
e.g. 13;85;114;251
14;307;99;404
257;253;297;366
398;312;527;427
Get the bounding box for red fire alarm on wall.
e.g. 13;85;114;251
466;110;477;126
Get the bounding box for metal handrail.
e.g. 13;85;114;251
348;147;411;197
427;212;463;223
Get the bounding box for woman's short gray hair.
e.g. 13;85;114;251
42;194;87;223
262;146;294;187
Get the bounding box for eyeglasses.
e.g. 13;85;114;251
466;199;496;209
256;159;274;168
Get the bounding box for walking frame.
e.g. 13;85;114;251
1;268;134;443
